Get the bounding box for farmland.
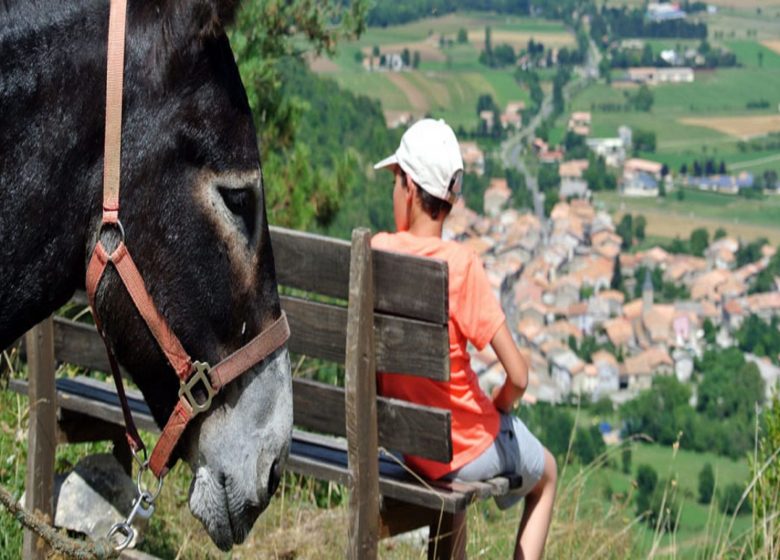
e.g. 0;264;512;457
309;12;572;129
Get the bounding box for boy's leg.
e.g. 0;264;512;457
514;447;557;560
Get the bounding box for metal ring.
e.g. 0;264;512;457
131;445;148;470
98;219;126;246
136;467;164;502
107;522;135;551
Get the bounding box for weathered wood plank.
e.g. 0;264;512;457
23;319;56;560
345;229;379;560
48;300;449;381
8;377;158;434
293;379;452;463
271;227;448;324
282;297;449;380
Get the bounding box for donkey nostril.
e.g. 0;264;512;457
267;460;282;496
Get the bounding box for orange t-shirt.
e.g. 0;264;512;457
372;231;506;479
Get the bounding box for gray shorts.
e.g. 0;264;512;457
443;413;545;510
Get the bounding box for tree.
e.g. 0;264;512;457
714;227;727;240
633;215;647;242
636;464;658;516
703;318;716;345
230;0;369;230
622;446;632;474
629;85;654;112
698;463;715;504
457;27;468;44
617;214;634;249
689;227;709;257
720;482;749;515
401;47;411;67
412;50;421;69
372;44;380;57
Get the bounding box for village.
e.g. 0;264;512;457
448;117;780;406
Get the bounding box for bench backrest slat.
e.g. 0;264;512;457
283;296;449;380
293;379;451;463
271;227;448;324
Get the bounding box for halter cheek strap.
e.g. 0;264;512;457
87;0;289;479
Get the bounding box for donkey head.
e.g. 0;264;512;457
90;1;291;549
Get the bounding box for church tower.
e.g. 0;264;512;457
642;268;654;314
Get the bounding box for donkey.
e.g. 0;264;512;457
0;0;292;550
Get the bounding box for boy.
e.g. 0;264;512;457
372;119;557;560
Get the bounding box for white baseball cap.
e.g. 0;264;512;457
374;118;464;204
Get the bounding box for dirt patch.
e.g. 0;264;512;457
678;115;780;139
468;29;575;51
385;72;430;112
306;54;340;74
762;39;780;55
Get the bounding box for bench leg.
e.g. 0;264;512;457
428;511;467;560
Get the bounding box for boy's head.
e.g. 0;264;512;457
374;119;464;221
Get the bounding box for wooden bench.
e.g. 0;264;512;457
9;226;518;559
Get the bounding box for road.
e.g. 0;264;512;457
500;37;602;220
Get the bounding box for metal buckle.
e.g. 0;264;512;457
178;361;217;417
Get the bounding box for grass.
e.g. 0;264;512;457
316;12;573;128
1;345;772;560
595;189;780;245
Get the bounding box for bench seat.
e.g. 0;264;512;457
8;376;516;515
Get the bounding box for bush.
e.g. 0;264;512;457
719;482;749;515
698;462;714;504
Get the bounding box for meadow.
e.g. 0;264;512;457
310;13;573;129
595;189;780;245
0;368;762;559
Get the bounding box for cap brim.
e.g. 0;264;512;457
373;154;398;170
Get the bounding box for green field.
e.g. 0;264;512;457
591;442;753;559
595;189;780;244
313;13;574;129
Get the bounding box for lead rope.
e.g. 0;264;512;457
98;0;164;551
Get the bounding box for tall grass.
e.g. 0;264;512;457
1;348;778;558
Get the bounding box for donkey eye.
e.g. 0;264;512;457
218;186;257;242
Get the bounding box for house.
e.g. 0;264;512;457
559;159;590;199
567;112;592;136
501;101;525;129
673;348;694;383
572;364;599;396
627;67;694;85
685;172;754;194
647;3;687;22
603;317;635;349
479;110;495;132
550;349;585;395
484;178;511;217
586;137;627;168
622;346;673;390
540;149;564;164
592;350;620;398
622;158;664;197
459;141;485;176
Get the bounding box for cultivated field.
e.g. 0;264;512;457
679;115;780;139
596;190;780;245
309;12;569;129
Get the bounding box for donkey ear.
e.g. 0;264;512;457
157;0;239;45
191;0;239;39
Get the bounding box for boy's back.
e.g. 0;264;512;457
372;231;505;479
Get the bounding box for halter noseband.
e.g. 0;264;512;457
86;0;289;480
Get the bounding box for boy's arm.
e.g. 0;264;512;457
490;323;530;414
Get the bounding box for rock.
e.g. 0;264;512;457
53;453;142;546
